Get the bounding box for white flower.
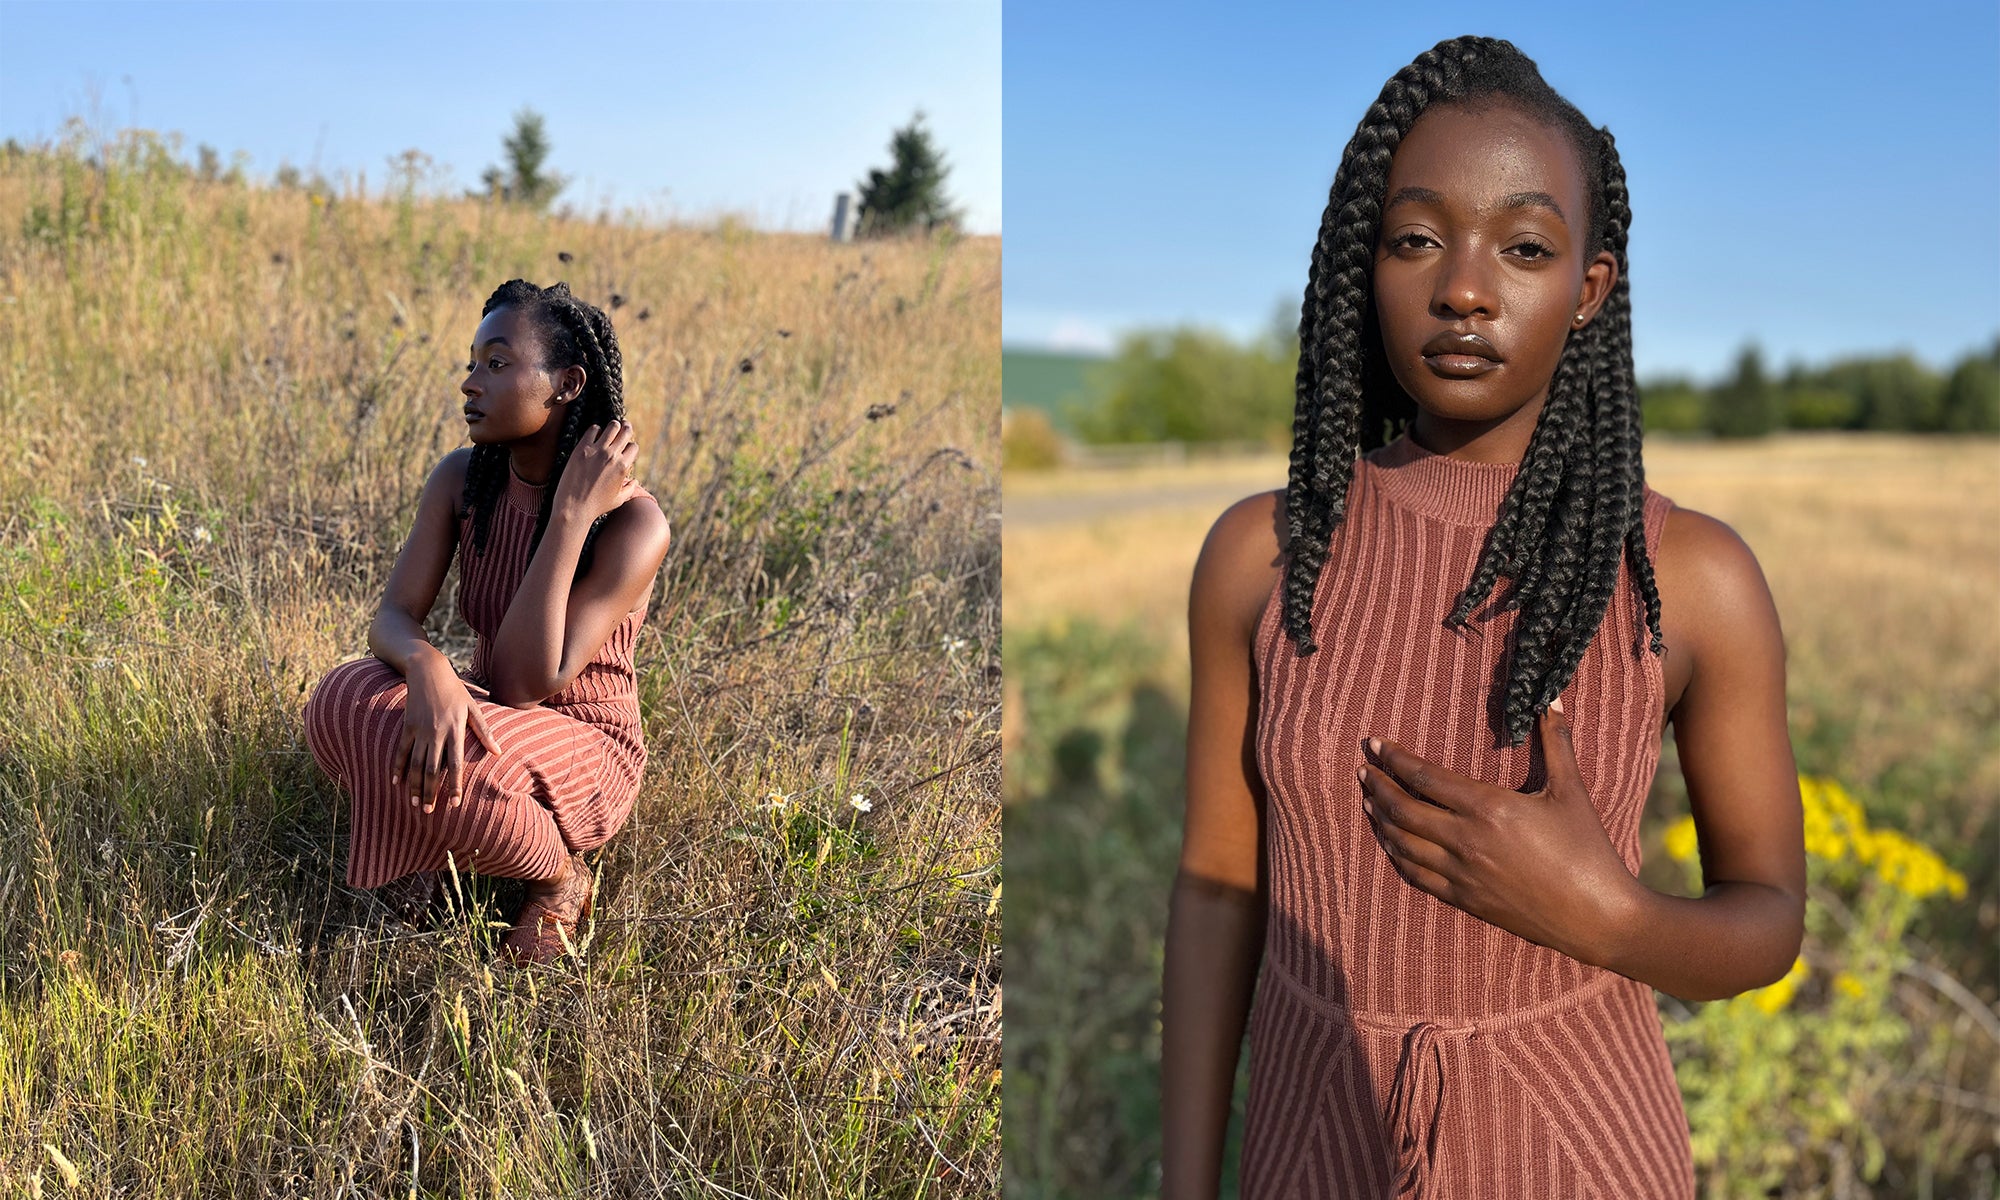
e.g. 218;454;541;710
193;526;212;543
761;790;790;809
850;793;872;813
131;455;147;468
942;635;968;654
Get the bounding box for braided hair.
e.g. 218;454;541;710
1282;35;1664;746
460;279;627;576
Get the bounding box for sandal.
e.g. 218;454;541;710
377;869;446;929
500;853;595;965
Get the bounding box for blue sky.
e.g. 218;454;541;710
1;0;1001;234
1004;1;2000;382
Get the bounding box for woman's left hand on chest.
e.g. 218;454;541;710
1358;701;1635;963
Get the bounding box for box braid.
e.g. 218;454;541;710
460;279;627;579
1282;35;1666;746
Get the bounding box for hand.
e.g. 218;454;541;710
1356;700;1637;964
553;420;640;522
394;659;503;814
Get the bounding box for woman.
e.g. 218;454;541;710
304;279;671;965
1161;37;1805;1198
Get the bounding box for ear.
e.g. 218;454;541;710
1572;251;1618;329
553;364;588;405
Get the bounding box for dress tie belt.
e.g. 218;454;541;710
1263;955;1630;1197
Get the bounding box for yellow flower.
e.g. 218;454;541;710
1663;815;1698;863
1748;955;1808;1015
1832;972;1867;1000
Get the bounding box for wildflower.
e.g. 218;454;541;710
1747;955;1808;1015
762;790;790;809
1833;971;1866;1000
942;635;969;654
131;455;147;468
1662;815;1698;863
851;793;872;813
193;526;212;543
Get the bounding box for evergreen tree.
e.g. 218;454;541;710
1939;355;2000;433
1707;344;1783;438
478;108;567;211
856;112;959;236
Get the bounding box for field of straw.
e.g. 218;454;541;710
0;131;999;1197
1004;434;1999;1197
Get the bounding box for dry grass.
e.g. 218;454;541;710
0;131;999;1197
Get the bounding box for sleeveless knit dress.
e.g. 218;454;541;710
1241;433;1695;1198
303;464;654;890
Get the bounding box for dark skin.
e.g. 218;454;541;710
1160;100;1806;1200
363;305;671;884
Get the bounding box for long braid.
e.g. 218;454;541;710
1283;36;1667;745
1283;37;1503;653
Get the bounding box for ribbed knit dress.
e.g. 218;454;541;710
1240;432;1694;1198
304;464;654;890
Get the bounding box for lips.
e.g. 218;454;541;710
463;408;483;421
1421;330;1501;362
1420;329;1502;379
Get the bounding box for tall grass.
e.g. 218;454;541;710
0;126;999;1197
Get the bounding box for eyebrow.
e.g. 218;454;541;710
470;336;514;352
1384;186;1567;224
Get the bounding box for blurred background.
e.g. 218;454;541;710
2;2;1000;1195
1002;2;2000;1197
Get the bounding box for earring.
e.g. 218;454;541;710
1573;313;1585;326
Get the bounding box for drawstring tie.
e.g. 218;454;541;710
1386;1021;1452;1196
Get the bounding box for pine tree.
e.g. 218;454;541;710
478;108;567;211
1707;344;1784;438
856;112;959;237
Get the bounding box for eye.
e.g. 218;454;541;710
1387;231;1438;251
489;357;506;370
1508;239;1555;260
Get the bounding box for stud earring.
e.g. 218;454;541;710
1573;313;1585;326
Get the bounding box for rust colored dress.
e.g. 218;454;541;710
304;464;654;889
1242;434;1695;1198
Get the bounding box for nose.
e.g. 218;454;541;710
461;374;479;398
1430;242;1497;321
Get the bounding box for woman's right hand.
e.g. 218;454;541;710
394;658;502;813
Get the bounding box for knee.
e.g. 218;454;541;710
304;657;402;747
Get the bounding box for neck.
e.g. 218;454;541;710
1409;391;1548;465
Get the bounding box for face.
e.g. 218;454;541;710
1371;100;1616;434
459;306;584;444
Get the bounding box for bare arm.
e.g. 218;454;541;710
367;449;471;681
1161;491;1281;1200
486;425;671;709
1594;508;1806;999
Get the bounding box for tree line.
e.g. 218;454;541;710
1041;329;2000;448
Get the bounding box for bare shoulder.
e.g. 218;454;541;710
1190;489;1286;645
1654;504;1785;715
427;447;476;520
1655;505;1777;621
606;490;670;546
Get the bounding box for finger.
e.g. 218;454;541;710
469;705;501;757
426;736;450;812
1359;763;1455;848
1365;737;1482;811
1538;703;1586;798
1365;803;1456;897
444;728;462;808
391;728;413;793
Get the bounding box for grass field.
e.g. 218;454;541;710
0;131;999;1197
1004;433;2000;1198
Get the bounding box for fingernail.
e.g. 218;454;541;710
1551;697;1565;714
1356;766;1368;784
1367;738;1382;756
1362;798;1373;817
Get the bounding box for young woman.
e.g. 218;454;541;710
1160;37;1806;1198
304;279;671;965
